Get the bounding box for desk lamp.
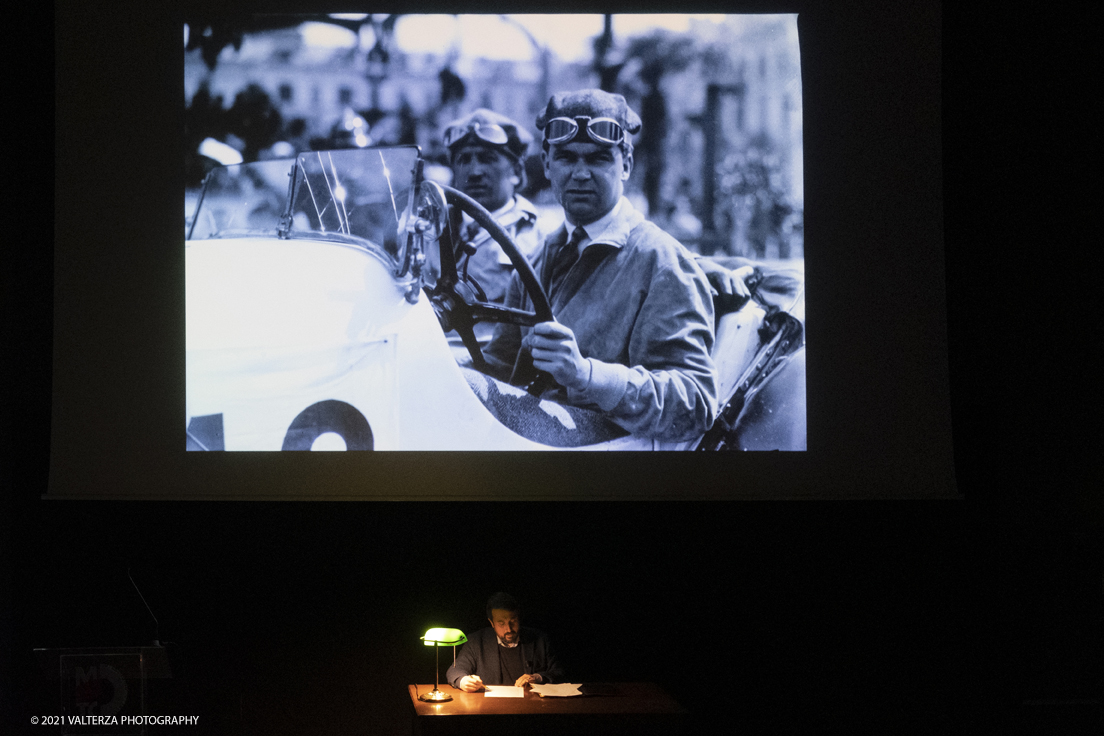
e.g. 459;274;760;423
419;628;467;702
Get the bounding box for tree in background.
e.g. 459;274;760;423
184;82;228;188
185;18;245;71
588;22;698;220
716;133;797;260
225;84;284;163
185;83;291;187
184;15;402;72
618;31;696;220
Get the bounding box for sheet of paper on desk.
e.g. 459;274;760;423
530;683;583;697
484;686;525;698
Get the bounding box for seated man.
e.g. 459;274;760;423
483;89;718;442
445;592;564;691
441;108;545;344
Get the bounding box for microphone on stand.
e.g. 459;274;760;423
128;567;162;647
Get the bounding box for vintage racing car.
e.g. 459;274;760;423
185;146;804;451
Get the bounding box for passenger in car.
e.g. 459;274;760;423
442;109;546;337
482;90;719;443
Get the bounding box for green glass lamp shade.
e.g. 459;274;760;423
421;628;467;646
419;627;467;703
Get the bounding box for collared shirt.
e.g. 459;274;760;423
455;194;543;303
484;197;718;442
496;636;518;648
460;198;515;242
561;197;624;257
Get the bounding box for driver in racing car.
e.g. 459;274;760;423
442;109;545;343
482;89;718;443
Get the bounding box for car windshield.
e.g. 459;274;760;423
187;146;420;268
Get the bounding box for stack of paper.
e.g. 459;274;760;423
530;683;583;697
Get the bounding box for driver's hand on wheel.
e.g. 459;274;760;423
458;675;485;692
524;322;590;391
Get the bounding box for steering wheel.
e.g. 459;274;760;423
425;183;554;374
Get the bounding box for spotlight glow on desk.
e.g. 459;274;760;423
419;628;467;702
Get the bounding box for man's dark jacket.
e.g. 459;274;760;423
445;627;563;687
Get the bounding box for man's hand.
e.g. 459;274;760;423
698;259;753;300
515;673;542;687
523;322;590;391
458;675;485;692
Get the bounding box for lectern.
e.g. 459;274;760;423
34;646;172;735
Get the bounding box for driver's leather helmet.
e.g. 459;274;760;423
443;108;533;163
535;88;641;158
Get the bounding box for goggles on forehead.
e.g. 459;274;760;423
543;116;625;146
443;121;512;149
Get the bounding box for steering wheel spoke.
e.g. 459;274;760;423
467;302;544;327
453;323;488;371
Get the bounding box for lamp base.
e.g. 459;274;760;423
418;689;453;703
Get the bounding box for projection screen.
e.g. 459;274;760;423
49;9;956;499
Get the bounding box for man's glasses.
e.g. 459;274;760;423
543;116;625;146
443;121;512;148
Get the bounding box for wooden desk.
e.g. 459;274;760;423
408;682;687;736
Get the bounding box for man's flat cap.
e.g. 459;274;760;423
443;108;533;160
535;89;642;139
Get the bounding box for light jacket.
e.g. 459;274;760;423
485;197;717;442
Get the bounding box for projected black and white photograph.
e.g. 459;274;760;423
184;13;805;452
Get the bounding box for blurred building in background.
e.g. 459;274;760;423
184;14;802;261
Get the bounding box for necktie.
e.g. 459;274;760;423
549;226;587;297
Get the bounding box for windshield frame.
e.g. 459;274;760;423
187;145;422;273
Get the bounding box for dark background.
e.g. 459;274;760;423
5;0;1099;734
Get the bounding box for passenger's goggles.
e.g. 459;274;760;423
443;121;512;149
543;116;625;146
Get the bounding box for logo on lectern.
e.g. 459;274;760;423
73;664;129;716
